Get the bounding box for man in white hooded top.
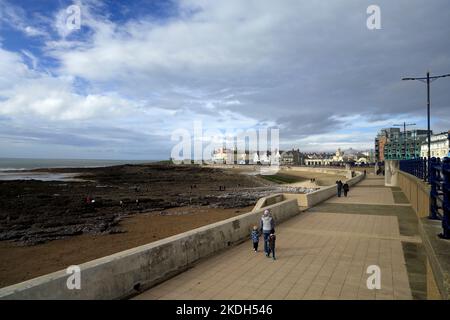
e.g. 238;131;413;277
260;209;275;256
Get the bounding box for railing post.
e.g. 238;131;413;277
440;157;450;239
422;157;426;181
429;157;440;220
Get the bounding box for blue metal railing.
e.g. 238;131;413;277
399;157;428;181
399;157;450;239
429;157;450;239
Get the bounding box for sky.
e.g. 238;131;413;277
0;0;449;160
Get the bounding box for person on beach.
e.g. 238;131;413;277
251;226;260;252
260;209;275;256
343;183;349;197
336;180;343;197
268;232;276;260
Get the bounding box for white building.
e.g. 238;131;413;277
332;148;344;162
212;148;233;164
356;157;368;164
237;151;248;164
270;150;281;165
304;157;332;166
420;131;450;159
259;151;270;164
252;152;260;164
304;148;368;166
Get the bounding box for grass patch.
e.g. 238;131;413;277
258;174;304;184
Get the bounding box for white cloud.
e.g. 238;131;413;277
0;80;130;121
0;48;132;121
23;26;47;37
0;1;48;38
20;50;38;69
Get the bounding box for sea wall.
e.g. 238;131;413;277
397;171;430;218
284;170;364;208
0;196;299;300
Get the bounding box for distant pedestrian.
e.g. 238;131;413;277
250;226;260;252
336;180;343;197
268;232;276;260
343;183;349;197
260;209;275;257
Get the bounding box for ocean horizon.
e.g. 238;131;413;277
0;157;159;171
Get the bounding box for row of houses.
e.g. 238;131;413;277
210;147;374;166
303;148;374;166
211;148;302;165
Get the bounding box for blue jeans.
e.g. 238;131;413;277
263;232;271;254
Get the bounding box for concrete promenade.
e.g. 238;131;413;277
135;174;426;300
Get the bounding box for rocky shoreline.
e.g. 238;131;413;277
0;164;313;246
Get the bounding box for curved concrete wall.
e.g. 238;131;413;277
0;197;299;300
284;170;364;208
252;193;284;211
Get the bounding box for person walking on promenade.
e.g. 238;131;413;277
268;232;277;260
260;209;275;257
343;183;349;197
336;180;343;197
251;226;260;252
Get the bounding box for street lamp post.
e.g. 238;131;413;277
402;71;450;180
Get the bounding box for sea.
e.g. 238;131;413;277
0;158;156;181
